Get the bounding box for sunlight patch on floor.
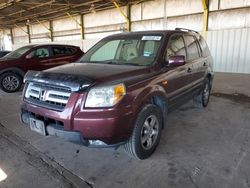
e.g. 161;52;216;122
0;167;7;182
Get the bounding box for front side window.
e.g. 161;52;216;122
4;46;32;59
80;35;162;66
35;48;50;58
184;35;200;61
166;35;186;61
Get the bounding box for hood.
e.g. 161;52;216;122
24;63;150;92
0;57;17;66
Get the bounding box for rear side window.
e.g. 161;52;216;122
184;35;200;61
52;46;76;56
166;35;186;61
198;36;210;57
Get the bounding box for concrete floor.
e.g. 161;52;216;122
0;72;250;188
0;125;73;188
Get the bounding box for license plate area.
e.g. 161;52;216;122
30;118;46;136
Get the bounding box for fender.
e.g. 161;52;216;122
0;67;25;78
130;84;168;129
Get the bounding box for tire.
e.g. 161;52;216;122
124;104;163;160
0;72;22;93
193;78;211;108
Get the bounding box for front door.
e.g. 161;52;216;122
160;34;194;109
26;47;52;71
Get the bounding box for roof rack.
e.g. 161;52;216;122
175;28;199;34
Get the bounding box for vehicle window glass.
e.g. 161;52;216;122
52;46;73;56
4;46;32;59
90;40;120;61
198;36;210;57
81;35;162;66
166;35;186;61
119;40;140;61
66;47;76;54
143;40;160;57
184;35;200;61
35;48;50;58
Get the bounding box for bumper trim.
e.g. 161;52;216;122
21;111;125;148
47;125;89;146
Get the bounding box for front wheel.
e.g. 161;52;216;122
124;104;163;160
0;72;22;93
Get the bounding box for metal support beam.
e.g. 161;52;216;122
10;28;14;45
126;4;131;32
80;14;85;40
111;0;131;32
67;12;84;39
49;20;54;42
27;25;31;43
66;12;84;39
202;0;209;37
14;24;28;34
36;19;53;41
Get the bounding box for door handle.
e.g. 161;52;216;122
187;67;192;73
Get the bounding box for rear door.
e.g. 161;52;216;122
183;35;205;91
160;34;194;108
50;46;78;66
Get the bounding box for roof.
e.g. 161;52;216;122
0;0;148;29
103;29;200;39
16;43;79;49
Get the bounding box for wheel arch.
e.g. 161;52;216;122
0;67;25;78
132;85;168;129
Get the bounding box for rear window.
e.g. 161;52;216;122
184;35;200;61
52;46;76;56
198;36;210;57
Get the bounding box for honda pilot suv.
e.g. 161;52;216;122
20;28;213;159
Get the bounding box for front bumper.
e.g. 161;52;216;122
21;93;135;147
21;111;125;147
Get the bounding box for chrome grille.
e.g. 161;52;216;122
24;82;71;111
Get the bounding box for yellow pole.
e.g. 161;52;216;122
202;0;209;38
35;19;50;31
111;0;130;32
66;12;83;39
14;24;28;34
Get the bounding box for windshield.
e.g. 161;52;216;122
4;46;32;59
80;35;163;66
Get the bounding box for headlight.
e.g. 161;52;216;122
85;83;126;107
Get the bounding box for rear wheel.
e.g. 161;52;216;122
193;78;211;108
0;72;22;93
124;104;163;159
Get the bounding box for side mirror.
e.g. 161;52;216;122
26;54;33;59
169;55;186;67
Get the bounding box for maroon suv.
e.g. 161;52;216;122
0;44;83;93
20;29;214;159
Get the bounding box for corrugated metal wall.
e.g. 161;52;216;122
4;0;250;74
206;28;250;74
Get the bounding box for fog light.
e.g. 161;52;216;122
89;140;107;146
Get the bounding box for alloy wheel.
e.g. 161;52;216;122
2;76;20;91
140;115;159;150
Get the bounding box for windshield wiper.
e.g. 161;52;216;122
78;60;144;66
104;61;143;66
